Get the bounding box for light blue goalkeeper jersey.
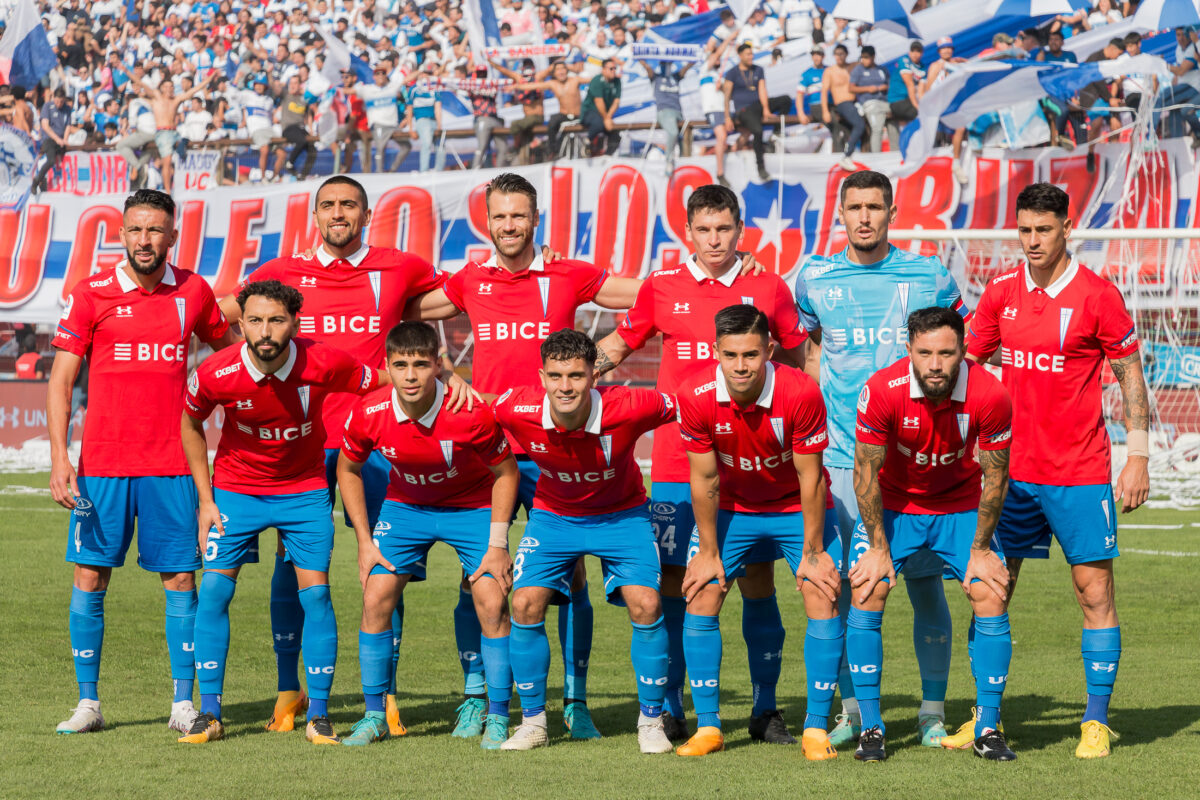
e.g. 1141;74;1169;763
792;245;968;469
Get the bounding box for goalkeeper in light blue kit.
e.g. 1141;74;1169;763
792;170;969;749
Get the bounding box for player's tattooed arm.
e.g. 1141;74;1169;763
1109;352;1150;434
853;442;888;548
975;447;1010;549
1110;350;1151;512
593;330;633;376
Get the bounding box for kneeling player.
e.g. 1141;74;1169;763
338;322;520;748
676;305;843;759
492;329;676;753
179;280;383;745
848;307;1015;762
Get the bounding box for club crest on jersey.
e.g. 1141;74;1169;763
896;283;910;319
439;440;454;468
175;298;187;340
188;370;199;394
300;276;317;286
1059;308;1073;351
770;417;786;449
902;415;919;430
598;434;613;466
368;271;382;311
956;413;969;444
537;276;550;318
297;386;311;419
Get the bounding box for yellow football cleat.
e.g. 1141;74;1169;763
385;694;408;736
305;715;342;745
1076;721;1118;759
675;726;725;756
802;728;838;761
178;712;224;744
265;690;308;732
941;709;978;750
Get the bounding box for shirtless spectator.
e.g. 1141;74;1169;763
119;65;215;189
519;60;587;158
821;43;865;171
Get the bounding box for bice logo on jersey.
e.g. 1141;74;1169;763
1000;347;1066;373
116;305;133;317
300;314;381;335
477;321;551;341
673;302;690;314
734;450;793;471
300;276;317;286
113;342;187;362
677;341;715;360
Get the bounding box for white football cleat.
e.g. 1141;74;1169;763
637;713;673;754
56;699;104;734
500;713;549;751
169;700;200;734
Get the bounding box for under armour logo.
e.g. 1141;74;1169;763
380;446;397;458
530;442;547;452
236;400;253;409
715;423;733;434
903;416;919;429
761;649;784;661
478;283;492;294
300;276;317;286
116;305;133;316
673;302;690;313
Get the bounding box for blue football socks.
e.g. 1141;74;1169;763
972;613;1012;737
298;584;337;720
454;587;486;696
69;587;105;702
836;579;857;713
661;595;688;719
906;575;951;710
194;572;237;713
742;594;785;718
683;613;722;729
804;616;845;730
481;633;513;718
359;629;392;714
164;588;197;703
269;555;303;693
846;606;885;734
630;615;668;716
558;583;593;702
388;595;404;695
510;620;550;717
1081;626;1121;724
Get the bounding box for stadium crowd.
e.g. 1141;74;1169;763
1;0;1198;189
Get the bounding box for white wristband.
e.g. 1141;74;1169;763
489;522;509;550
1126;429;1150;458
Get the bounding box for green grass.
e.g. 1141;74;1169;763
2;470;1198;798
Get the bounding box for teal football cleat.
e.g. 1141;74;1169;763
563;702;602;739
481;713;510;750
918;714;948;747
342;712;390;747
451;697;486;738
828;713;861;747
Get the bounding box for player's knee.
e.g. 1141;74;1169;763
1074;571;1116;617
510;590;547;625
624;590;663;625
160;571;195;592
473;587;509;632
73;565;111;592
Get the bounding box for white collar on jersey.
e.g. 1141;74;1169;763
1024;255;1079;299
481;250;546;272
684;253;739;287
316;241;370;268
240;339;297;383
714;361;776;408
392;379;444;427
908;360;968;403
542;388;603;433
116;262;177;292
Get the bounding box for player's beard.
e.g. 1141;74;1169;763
126;247;167;275
492;227;532;260
915;363;959;401
322;221;360;249
848;226;886;254
253;335;288;363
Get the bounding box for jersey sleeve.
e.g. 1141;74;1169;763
790;378;829;454
615;278;658;350
976;378;1013;451
1094;281;1139;360
768;274;809;350
237;260;282;294
791;262;821;333
677;390;713;453
193;280;230;344
468;405;512;467
935;261;970;320
323;346;377;395
404;254;447;297
339;403;374;463
631;388;677;434
854;376;891;447
442;267;468;312
965;279;1003;359
572;261;609;304
52;287;96;357
183;366;216;420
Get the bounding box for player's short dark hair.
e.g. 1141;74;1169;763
687;184;742;225
714;304;769;343
485;172;539;213
907;306;964;345
236;279;303;316
1015;182;1069;220
316;174;368;209
541;328;596;365
840;170;893;208
385;321;439;359
124;188;175;218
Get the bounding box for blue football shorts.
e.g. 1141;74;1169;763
829;465;945;579
204;488;334;572
995;480;1119;565
326;448;390;530
651;481;779;569
66;474;201;572
848;508;1005;583
370;500;492;580
687;507;843;581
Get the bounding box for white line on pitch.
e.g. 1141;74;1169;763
1123;548;1200;557
1123;524;1184;529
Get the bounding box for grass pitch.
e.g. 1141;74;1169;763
2;470;1198;798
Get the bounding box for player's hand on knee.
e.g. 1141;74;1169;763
197;500;224;555
445;372;480;412
848;548;894;605
472;547;514;594
963;548;1008;602
358;542;395;590
1115;458;1150;513
49;461;79;509
682;551;725;602
796;550;840;602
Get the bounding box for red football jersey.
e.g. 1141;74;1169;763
492;385;675;515
341;381;511;508
185;338;376;494
616;256;809;482
53;264;229;477
677;362;831;513
442;252;608;396
856;358;1013;514
242;243;445;448
966;259;1137;485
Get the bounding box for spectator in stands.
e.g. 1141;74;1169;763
849;45;890;154
276;74;318;179
518;60;587;158
823;42;865;171
582;57;622;156
333;70;370;174
33;89;72;194
408;64;445;172
796;47;825;127
490;58;546;165
886;40;923;148
1160;26;1200;143
352;65;409;172
723;42;791;182
242;77;277;182
15;334;46;380
1084;0;1123;30
465;64;510;168
1039;28;1077;63
642;56;693;171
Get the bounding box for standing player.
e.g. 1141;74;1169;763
218;175;466;736
337;322;520;749
47;189;233;735
405;172;643;740
848;307;1016;763
792;169;969;748
594;184;809;744
674;305;842;759
957;183;1149;759
491;330;676;753
178;279;384;745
